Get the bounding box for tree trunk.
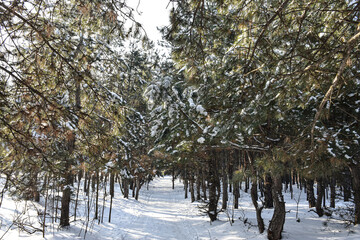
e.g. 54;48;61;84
245;177;249;193
94;171;99;220
131;180;136;198
349;164;360;224
190;177;195;202
33;173;40;202
74;174;81;221
306;179;316;208
315;178;324;217
172;168;175;190
92;173;96;192
208;153;219;221
101;174;107;224
202;170;207;201
290;172;293;199
264;174;273;208
330;177;336;208
342;169;353;202
196;173;201;201
84;171;89;194
251;177;264;234
109;172;115;222
222;169;228;210
0;174;9;208
60;173;72;227
135;177;141;200
184;178;188;199
60;150;73;228
43;175;49;238
123;178;129;199
343;174;351;202
268;175;285;240
233;181;240;209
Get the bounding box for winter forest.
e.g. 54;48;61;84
0;0;360;239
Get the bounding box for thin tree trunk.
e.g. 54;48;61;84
290;171;293;200
55;181;60;223
350;164;360;224
245;177;249;193
132;180;136;198
74;173;81;221
306;179;316;208
101;174;107;224
60;162;72;227
184;178;188;199
222;172;228;210
172;168;175;190
202;170;207;201
92;173;96;192
208;152;219;222
33;172;40;202
0;174;9;208
196;172;201;201
264;173;273;208
109;172;115;222
330;177;336;208
233;181;240;209
268;175;286;240
123;178;129;199
343;172;351;202
84;171;88;194
94;171;99;220
251;177;264;234
86;173;91;196
315;178;324;217
190;177;195;202
135;177;141;200
43;175;49;238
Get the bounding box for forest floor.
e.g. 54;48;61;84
0;176;359;239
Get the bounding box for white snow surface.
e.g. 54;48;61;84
0;176;359;239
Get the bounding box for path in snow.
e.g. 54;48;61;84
85;176;204;240
118;177;198;240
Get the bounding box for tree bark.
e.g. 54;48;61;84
184;178;188;199
268;175;285;240
315;178;324;217
109;172;115;222
264;174;273;208
94;171;99;220
196;172;201;201
74;174;81;221
306;179;316;208
251;177;264;234
330;177;336;208
222;170;228;210
233;181;240;209
208;152;219;221
202;170;207;200
123;178;129;199
343;171;351;202
190;176;195;202
172;168;175;190
84;171;88;194
349;164;360;224
135;177;142;200
60;171;72;227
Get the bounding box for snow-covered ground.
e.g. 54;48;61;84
0;176;359;239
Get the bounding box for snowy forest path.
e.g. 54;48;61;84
122;176;197;239
87;176;203;240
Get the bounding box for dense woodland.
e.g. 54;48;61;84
0;0;360;239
